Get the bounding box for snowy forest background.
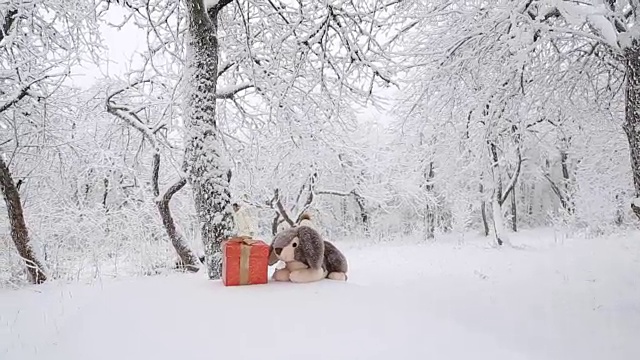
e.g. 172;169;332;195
2;0;639;287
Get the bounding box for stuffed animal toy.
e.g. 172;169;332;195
268;226;348;283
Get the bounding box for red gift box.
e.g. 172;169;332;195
222;237;270;286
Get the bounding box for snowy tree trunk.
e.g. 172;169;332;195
0;157;48;284
156;179;200;272
510;187;517;232
424;161;435;239
479;182;490;236
155;165;200;272
559;149;574;214
488;142;512;246
425;206;435;239
353;193;370;233
271;213;281;236
489;144;505;245
490;180;509;246
150;151;200;271
341;197;348;227
623;45;640;220
491;199;505;243
184;0;234;280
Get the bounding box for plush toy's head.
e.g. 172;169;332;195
268;226;324;269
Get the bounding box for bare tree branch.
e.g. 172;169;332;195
152;153;160;198
294;178;316;224
218;61;236;77
272;188;295;227
106;81;159;151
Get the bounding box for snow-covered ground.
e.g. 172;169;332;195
1;228;639;360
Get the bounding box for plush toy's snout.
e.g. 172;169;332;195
270;229;302;259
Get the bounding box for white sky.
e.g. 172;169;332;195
68;7;146;89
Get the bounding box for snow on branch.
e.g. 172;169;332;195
316;189;367;203
316;188;368;226
204;0;234;14
533;1;624;51
0;75;53;114
203;0;220;9
316;189;352;197
217;61;236;77
215;83;253;99
106;81;160;153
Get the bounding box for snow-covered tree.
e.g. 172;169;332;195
391;0;638;244
527;0;640;218
106;79;201;271
0;0;101;283
106;0;406;278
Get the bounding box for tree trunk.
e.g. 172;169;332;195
559;148;575;214
102;177;109;210
0;157;47;284
491;185;508;246
425;206;435;239
489;143;506;245
271;213;281;236
490;143;503;203
510;185;517;232
183;1;235;279
623;45;640;220
479;182;490;236
424;161;435;239
353;191;370;234
152;152;200;272
488;142;513;246
156;178;200;272
341;197;348;227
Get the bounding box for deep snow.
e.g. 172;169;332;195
1;228;639;360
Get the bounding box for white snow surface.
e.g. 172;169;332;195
1;228;640;360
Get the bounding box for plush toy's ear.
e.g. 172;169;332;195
268;245;279;266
